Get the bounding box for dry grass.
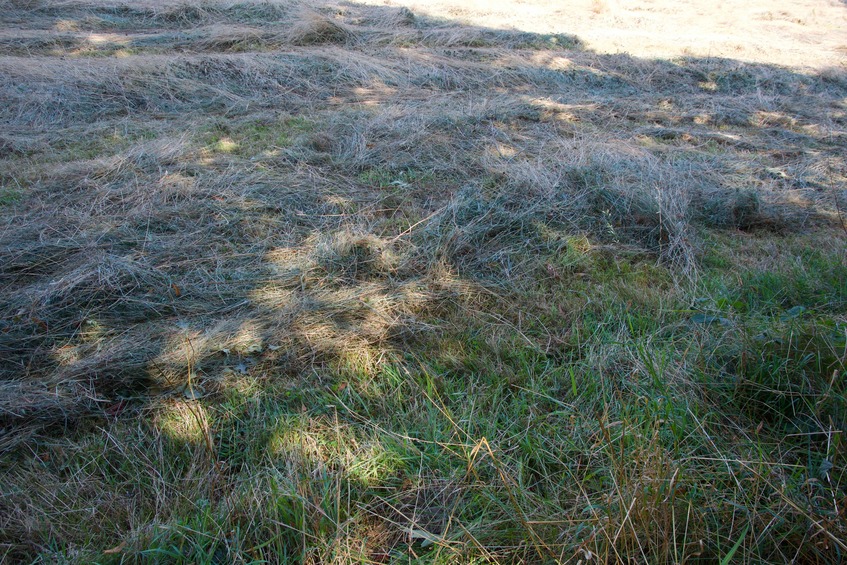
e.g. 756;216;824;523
0;0;846;562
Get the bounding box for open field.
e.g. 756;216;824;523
1;0;846;562
363;0;847;69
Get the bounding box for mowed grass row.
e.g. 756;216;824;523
0;0;845;562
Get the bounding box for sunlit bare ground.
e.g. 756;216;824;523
364;0;847;68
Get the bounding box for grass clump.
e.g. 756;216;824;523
288;12;354;46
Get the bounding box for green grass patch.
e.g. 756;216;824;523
47;126;159;162
0;185;22;206
204;116;315;157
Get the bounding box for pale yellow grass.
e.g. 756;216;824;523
363;0;847;69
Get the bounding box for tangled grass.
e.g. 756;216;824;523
0;0;845;562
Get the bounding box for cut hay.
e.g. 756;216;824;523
0;0;845;562
287;11;353;45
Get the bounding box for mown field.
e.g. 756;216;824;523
1;0;846;562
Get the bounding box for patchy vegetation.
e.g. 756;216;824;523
0;0;845;563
